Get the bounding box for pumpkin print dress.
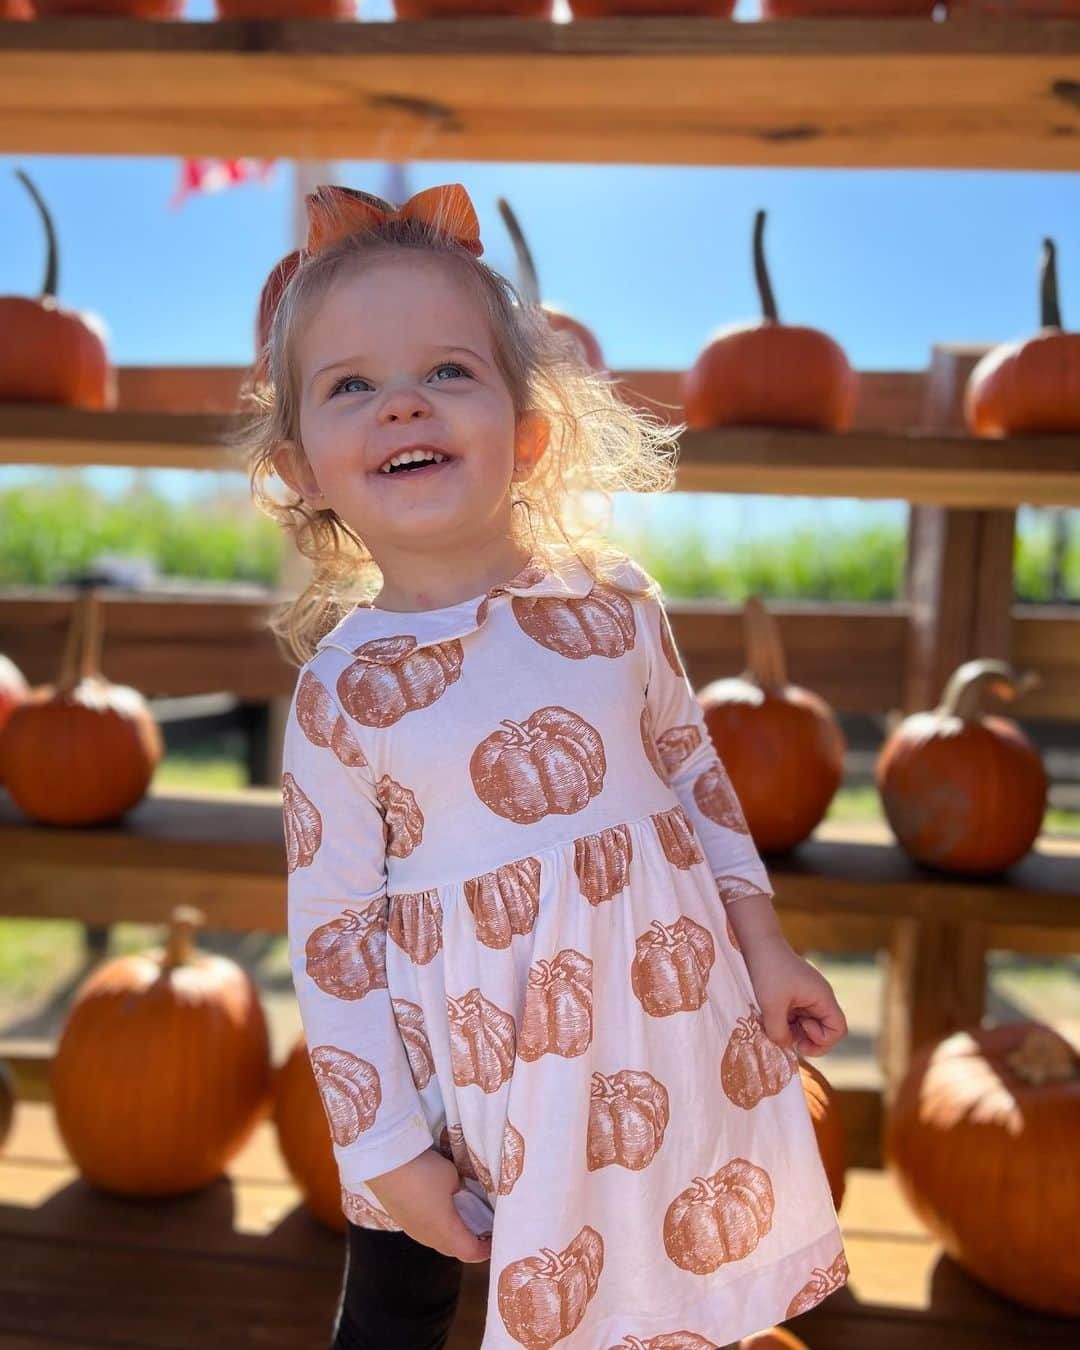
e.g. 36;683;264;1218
281;548;849;1350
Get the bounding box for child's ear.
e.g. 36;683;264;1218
513;412;550;479
271;440;326;506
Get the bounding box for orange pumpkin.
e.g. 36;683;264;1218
876;658;1047;875
965;236;1080;435
33;0;183;15
742;1330;810;1350
799;1055;847;1212
0;588;164;825
0;171;114;409
394;1;553;14
254;248;302;384
496;197;606;371
884;1022;1080;1316
51;906;273;1197
216;0;353;15
763;0;933;13
948;0;1080;14
684;209;857;431
568;1;734;16
0;653;30;786
0;0;34;16
0;1059;15;1155
697;597;846;854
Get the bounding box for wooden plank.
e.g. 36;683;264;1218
0;18;1078;169
4;402;1080;506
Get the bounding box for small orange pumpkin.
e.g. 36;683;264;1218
496;196;606;371
684;209;857;431
965;237;1080;435
0;588;163;825
50;906;273;1197
799;1055;847;1212
698;597;846;853
884;1021;1080;1316
741;1330;810;1350
0;653;30;786
876;658;1047;875
0;170;114;409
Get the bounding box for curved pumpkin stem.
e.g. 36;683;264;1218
1040;236;1062;331
163;905;206;972
56;587;105;695
14;168;58;301
939;658;1041;722
753;208;779;324
496;197;541;306
743;595;787;692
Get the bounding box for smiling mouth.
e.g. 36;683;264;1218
376;457;456;480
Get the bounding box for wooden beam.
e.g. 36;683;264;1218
1;18;1078;169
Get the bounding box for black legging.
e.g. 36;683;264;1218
330;1221;464;1350
330;1218;740;1349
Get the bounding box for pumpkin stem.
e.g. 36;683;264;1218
940;658;1041;721
1005;1027;1078;1085
14;168;58;301
1040;237;1062;331
496;197;542;307
55;586;104;695
742;595;787;692
753;209;779;324
163;905;205;971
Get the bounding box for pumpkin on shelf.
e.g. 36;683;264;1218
568;1;735;15
0;654;30;786
273;1034;350;1231
0;1060;15;1155
214;0;356;17
32;0;184;16
965;237;1080;436
799;1055;847;1213
254;248;303;384
0;170;115;409
0;0;34;17
50;906;273;1197
496;196;606;371
948;0;1080;15
683;209;857;431
393;1;554;16
0;587;164;826
762;0;934;15
697;597;846;854
875;658;1047;876
884;1021;1080;1317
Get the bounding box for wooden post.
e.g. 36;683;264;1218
879;341;1008;1102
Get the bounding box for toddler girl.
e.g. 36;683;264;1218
244;182;849;1350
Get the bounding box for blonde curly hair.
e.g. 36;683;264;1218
230;208;683;668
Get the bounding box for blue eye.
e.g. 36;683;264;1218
329;363;470;397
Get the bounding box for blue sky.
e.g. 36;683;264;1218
1;0;1076;547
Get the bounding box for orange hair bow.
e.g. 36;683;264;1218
304;183;484;258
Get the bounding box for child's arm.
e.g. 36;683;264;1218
639;589;786;955
281;668;433;1193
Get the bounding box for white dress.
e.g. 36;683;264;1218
281;548;849;1349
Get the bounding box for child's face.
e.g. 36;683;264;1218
285;253;537;564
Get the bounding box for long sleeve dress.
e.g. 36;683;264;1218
281;547;849;1350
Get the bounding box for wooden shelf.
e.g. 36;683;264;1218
0;17;1078;168
2;788;1077;954
3;404;1078;507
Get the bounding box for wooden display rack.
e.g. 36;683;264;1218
1;12;1079;1348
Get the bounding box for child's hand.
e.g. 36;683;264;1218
366;1147;493;1263
741;935;848;1057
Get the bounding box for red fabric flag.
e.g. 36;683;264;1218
170;158;276;209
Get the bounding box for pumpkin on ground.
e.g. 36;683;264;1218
875;658;1047;876
697;597;845;853
683;209;857;431
0;654;30;786
884;1021;1080;1317
0;170;114;409
0;1060;15;1155
965;236;1080;435
50;906;273;1197
496;196;606;371
0;588;164;825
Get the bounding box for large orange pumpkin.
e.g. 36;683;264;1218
799;1055;847;1212
50;906;273;1197
217;0;353;14
683;209;857;431
875;658;1047;876
496;197;606;371
0;170;114;409
884;1021;1080;1316
763;0;933;13
697;597;846;853
394;1;554;14
0;0;34;17
948;0;1080;14
33;0;183;15
0;588;164;826
0;653;29;786
273;1034;348;1231
965;236;1080;435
